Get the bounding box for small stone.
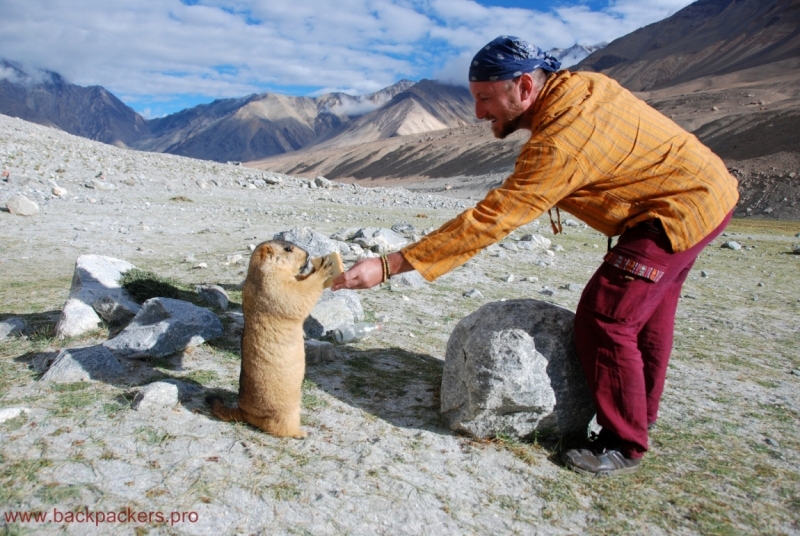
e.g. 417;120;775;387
504;274;515;283
712;106;719;112
701;270;709;277
540;289;554;296
758;282;765;287
52;186;68;197
193;263;208;269
545;250;555;257
248;244;256;252
305;340;336;365
553;244;564;252
197;284;229;310
721;241;742;250
133;380;199;411
463;289;483;299
764;437;779;448
526;276;538;282
790;369;800;376
6;194;39;216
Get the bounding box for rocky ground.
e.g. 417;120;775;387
1;113;800;535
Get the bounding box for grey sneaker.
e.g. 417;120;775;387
562;448;641;477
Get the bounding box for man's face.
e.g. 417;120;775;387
469;79;525;139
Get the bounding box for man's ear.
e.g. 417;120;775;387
518;72;535;102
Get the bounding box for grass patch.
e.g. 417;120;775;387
34;483;83;505
0;457;53;505
119;268;182;302
134;426;175;446
183;369;219;386
302;379;328;410
269;481;301;501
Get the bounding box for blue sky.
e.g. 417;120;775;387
0;0;694;118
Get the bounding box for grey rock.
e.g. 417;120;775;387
390;271;427;290
0;317;27;339
701;270;710;278
562;283;582;292
305;339;337;365
87;179;117;191
519;234;551;250
352;228;407;254
321;289;363;321
441;300;594;440
335;240;351;255
463;289;483;299
330;227;361;242
263;174;283;185
6;194;39;216
504;274;515;283
41;345;126;383
721;241;742;250
315;176;333;188
196;284;229;310
792;244;800;254
56;255;141;339
553;244;565;252
93;295;138;326
500;242;519;252
103;298;223;359
391;222;415;233
304;292;357;339
563;219;581;227
764;437;780;448
273;227;339;257
133;380;200;411
540;289;555;296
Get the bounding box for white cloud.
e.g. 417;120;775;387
0;0;697;113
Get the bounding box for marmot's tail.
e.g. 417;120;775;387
206;395;245;422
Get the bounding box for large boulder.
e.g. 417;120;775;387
441;299;594;440
55;255;141;338
103;298;223;359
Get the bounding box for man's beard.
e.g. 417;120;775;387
491;111;523;139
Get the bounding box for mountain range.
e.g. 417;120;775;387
0;43;601;165
1;0;798;183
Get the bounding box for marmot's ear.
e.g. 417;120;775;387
258;244;274;261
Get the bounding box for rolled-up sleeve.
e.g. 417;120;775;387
401;143;578;281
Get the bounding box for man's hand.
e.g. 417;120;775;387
331;257;384;290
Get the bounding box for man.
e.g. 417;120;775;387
332;36;738;476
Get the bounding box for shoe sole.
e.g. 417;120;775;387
563;457;641;478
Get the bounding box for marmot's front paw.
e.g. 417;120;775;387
321;251;344;288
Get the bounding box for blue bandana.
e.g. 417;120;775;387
469;36;561;82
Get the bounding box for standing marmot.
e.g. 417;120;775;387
208;240;340;438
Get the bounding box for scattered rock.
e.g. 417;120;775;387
0;317;27;339
504;274;515;283
351;228;407;254
52;185;68;197
304;292;356;339
315;176;333;188
133;380;199;411
701;270;709;278
500;242;519;252
305;339;337;365
92;295;139;327
103;298;223;359
792;244;800;254
463;289;483;299
41;345;126;383
441;300;595;440
274;227;339;257
6;194;39;216
540;289;555;296
562;283;582;291
87;179;116;191
196;284;229;310
391;222;415;233
764;437;780;448
55;255;140;339
389;271;427;290
721;241;742;250
519;234;551;250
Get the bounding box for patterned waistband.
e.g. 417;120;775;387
603;252;665;283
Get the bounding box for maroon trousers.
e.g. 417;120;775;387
574;212;732;459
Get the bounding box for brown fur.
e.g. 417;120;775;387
209;240;336;438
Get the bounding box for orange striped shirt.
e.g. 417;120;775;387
402;70;739;281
